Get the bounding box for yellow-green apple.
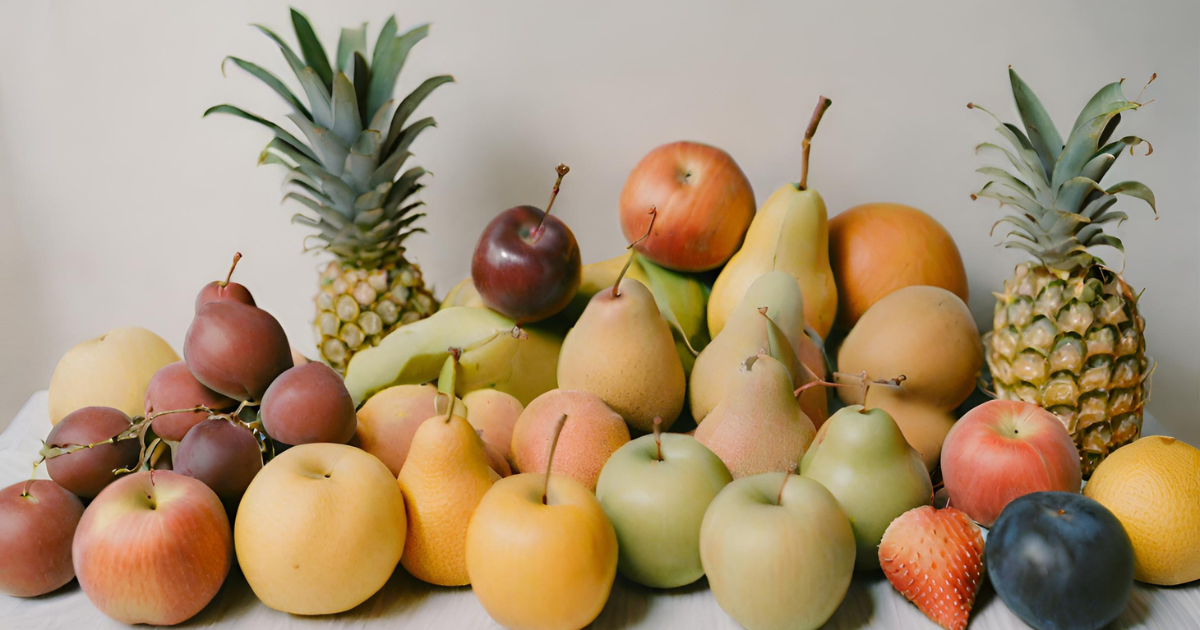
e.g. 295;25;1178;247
44;406;141;499
466;473;617;630
0;480;85;597
700;471;855;630
595;426;732;588
941;400;1082;527
48;326;180;424
72;470;232;625
800;405;932;570
235;443;406;615
619;141;756;272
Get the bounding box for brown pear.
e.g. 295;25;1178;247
397;411;499;586
557;278;685;432
695;354;816;478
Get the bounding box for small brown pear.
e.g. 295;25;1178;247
557;276;685;432
694;354;816;478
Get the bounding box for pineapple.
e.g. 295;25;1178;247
206;9;449;371
974;69;1156;475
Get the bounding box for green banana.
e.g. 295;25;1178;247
344;307;561;407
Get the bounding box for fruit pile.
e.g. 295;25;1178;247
1;9;1195;630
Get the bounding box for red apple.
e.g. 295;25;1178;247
471;165;581;323
73;470;232;625
619;141;755;272
941;400;1081;527
0;480;85;597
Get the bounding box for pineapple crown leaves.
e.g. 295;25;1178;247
971;68;1156;271
204;8;454;269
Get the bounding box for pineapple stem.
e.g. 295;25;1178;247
798;96;832;191
776;463;798;505
613;206;657;299
533;164;571;239
542;414;568;505
221;252;244;288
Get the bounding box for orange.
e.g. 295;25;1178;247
1084;435;1200;585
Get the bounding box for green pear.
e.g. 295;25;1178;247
800;404;933;570
694;354;815;479
557;278;686;432
690;271;826;425
708;98;838;340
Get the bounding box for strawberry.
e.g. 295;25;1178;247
879;505;985;630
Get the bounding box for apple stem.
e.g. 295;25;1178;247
776;463;798;505
653;417;663;462
613;206;657;299
533;164;571;239
542;414;568;505
20;475;35;499
797;96;832;191
221;252;243;288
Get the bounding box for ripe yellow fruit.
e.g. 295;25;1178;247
1084;436;1200;585
48;327;179;424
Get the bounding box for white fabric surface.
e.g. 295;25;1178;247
1;391;1197;629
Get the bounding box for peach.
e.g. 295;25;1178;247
510;390;630;491
941;400;1081;526
355;385;465;476
464;389;524;465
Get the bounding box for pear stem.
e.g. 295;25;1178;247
221;252;243;288
534;164;571;238
798;96;832;191
613;206;657;299
776;463;798;506
542;414;568;505
652;417;663;462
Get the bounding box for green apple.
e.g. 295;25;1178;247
800;404;932;570
700;472;855;630
596;431;732;588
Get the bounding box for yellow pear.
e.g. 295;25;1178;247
695;354;816;478
397;409;500;586
709;97;838;340
690;271;827;426
558;277;686;432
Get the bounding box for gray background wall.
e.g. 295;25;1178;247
2;1;1197;442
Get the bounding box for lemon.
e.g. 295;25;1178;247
1083;435;1200;585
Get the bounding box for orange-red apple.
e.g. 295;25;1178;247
619;141;755;272
73;470;232;625
941;400;1081;527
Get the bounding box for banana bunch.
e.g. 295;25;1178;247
343;306;562;407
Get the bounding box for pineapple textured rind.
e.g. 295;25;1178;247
974;69;1155;476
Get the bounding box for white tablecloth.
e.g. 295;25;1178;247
2;391;1198;629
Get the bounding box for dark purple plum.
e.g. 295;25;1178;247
45;407;141;499
0;480;85;597
470;165;581;324
145;361;237;442
174;418;262;508
183;301;293;402
195;252;255;313
987;491;1134;630
260;362;356;446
